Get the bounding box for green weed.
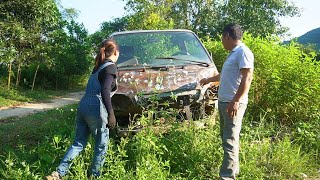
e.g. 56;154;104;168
204;35;320;125
0;95;319;179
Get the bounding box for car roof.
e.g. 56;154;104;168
110;29;194;36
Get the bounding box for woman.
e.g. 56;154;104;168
46;39;119;179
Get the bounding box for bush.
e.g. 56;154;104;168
292;120;320;152
240;137;316;180
204;35;320;125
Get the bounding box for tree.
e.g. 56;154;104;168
89;16;130;47
0;0;92;90
44;20;91;89
122;0;300;38
219;0;300;38
0;0;61;88
169;0;222;37
124;0;175;30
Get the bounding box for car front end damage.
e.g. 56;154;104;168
112;64;219;123
109;30;219;135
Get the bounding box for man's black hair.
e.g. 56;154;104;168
222;23;243;40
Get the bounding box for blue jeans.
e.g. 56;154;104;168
57;106;109;177
218;101;247;180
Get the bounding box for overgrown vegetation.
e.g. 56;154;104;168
0;105;319;179
205;35;320;124
0;0;319;179
90;0;300;46
0;0;92;91
204;35;320;159
1;33;319;180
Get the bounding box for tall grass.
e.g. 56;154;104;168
204;35;320;125
0;105;318;179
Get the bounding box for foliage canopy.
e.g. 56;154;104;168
121;0;299;38
0;0;92;89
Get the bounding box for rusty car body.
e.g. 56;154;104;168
110;30;219;129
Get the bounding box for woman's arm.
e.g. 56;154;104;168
101;74;114;114
101;73;116;128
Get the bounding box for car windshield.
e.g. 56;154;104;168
111;31;211;67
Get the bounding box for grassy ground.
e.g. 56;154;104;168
0;105;319;179
0;87;84;108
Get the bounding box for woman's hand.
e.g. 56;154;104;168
107;113;116;129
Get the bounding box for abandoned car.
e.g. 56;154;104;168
110;29;219;130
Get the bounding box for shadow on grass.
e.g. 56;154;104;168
0;104;78;153
0;87;84;108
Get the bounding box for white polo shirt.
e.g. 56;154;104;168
218;43;254;104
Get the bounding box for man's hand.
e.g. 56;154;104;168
107;113;116;129
199;78;208;86
227;101;240;118
199;74;220;87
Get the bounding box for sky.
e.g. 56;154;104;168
280;0;319;39
60;0;126;33
60;0;319;39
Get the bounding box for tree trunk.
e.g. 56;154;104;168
67;76;70;89
15;62;21;87
55;75;58;90
31;63;40;91
7;62;12;90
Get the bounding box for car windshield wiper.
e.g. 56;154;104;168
155;57;210;66
117;64;152;69
155;57;181;60
184;60;210;67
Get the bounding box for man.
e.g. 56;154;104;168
200;23;254;179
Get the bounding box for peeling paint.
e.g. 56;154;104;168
110;30;219;118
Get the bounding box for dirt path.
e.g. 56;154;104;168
0;91;84;120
